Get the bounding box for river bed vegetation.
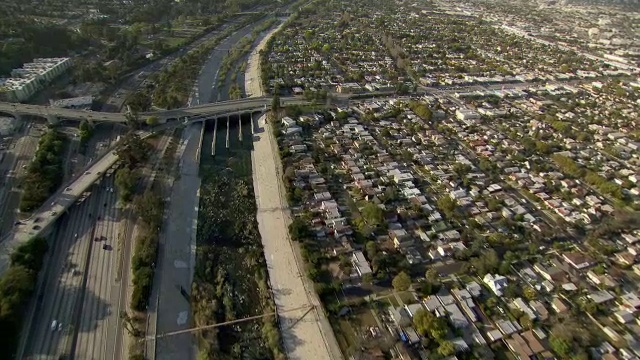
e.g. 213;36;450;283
192;119;284;359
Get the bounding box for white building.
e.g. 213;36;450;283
351;251;372;277
483;273;508;296
512;297;537;320
455;109;480;122
1;58;72;102
281;117;296;127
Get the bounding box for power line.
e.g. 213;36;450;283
145;304;313;341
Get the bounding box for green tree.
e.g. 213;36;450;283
413;309;436;335
523;286;537;301
471;249;500;276
128;90;152;112
335;111;348;122
116;133;151;168
339;255;353;275
272;84;280;112
550;334;572;357
133;191;164;228
383;186;398;204
304;30;314;41
19;130;66;212
365;241;378;259
125;112;141;129
0;266;36;317
115;168;138;203
361;203;384;227
520;314;533;329
362;273;373;285
437;340;456;357
429;317;449;340
436;195;457;219
146;115;159;126
392;271;411;291
425;268;439;283
288;218;310;241
10;237;48;271
79;120;93;145
408;100;432;121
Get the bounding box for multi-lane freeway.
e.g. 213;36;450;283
73;175;121;360
21;125;175;360
23;174;119;360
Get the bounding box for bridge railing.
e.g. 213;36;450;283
0;96;314;125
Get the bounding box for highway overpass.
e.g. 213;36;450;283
0;111;245;274
0;96;309;124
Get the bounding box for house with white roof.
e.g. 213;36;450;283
483;273;508;296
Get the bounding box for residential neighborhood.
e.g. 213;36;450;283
1;0;638;358
261;1;640;359
278;82;640;358
264;0;640;359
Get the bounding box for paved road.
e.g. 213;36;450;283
0;122;40;235
73;176;121;360
0;96;309;124
23;180;103;359
204;17;277;103
20;124;125;360
0;118;217;264
101;13;266;113
153;123;201;360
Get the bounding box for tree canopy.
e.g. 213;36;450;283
116;133;151;168
361;202;384;227
392;271;411;291
20;131;66;212
289;218;311;241
115;168;138;203
0;237;48;354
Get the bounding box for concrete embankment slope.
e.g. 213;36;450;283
244;22;287;98
245;15;343;360
251;114;342;360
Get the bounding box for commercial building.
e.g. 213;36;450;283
0;58;72;102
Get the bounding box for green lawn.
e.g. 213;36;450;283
355;309;378;329
387;296;400;308
163;36;187;48
331;317;358;356
398;291;417;305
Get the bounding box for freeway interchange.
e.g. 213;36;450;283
0;8;311;360
0;96;308;124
